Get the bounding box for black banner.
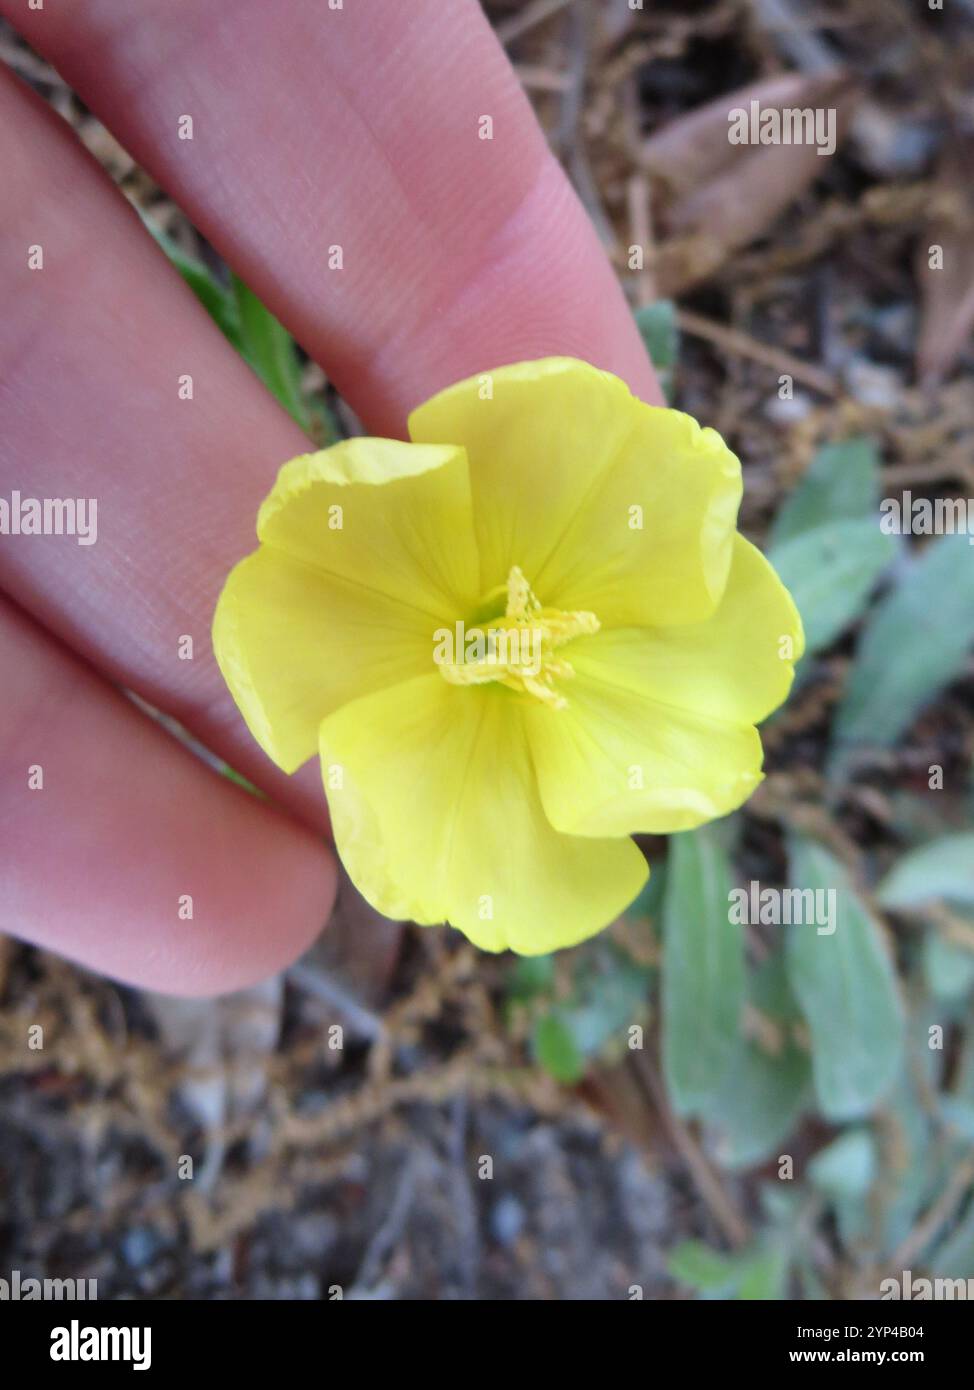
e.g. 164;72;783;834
0;1298;967;1374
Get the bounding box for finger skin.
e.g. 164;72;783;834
0;68;328;827
0;597;336;994
2;0;662;431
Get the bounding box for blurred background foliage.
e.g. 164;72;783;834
2;0;973;1299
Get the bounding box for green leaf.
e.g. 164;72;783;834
627;861;667;922
635;301;679;402
231;274;310;429
667;1240;740;1293
926;1021;974;1268
141;215;241;346
770;438;880;546
927;1205;974;1280
770;519;895;657
707;1039;809;1169
832;534;974;759
706;952;812;1168
808;1129;877;1198
563;957;650;1056
940;1096;974;1142
668;1240;788;1300
923;934;974;1001
507;954;556;1002
662;827;744;1116
218;762;265;798
785;837;904;1121
879;1080;940;1257
532;1012;585;1084
877;834;974;911
737;1246;789;1301
526;946;649;1083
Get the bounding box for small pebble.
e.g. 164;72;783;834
490;1193;525;1247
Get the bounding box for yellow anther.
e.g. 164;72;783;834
436;566;599;708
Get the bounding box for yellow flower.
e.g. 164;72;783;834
213;358;803;954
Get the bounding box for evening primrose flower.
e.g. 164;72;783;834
213;358;803;955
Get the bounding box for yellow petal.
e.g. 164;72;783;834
408;357;741;626
213;438;480;772
257;437;480;618
214;548;439;773
319;675;649;953
618;536;805;727
525;629;765;838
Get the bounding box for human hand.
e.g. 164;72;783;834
0;0;660;994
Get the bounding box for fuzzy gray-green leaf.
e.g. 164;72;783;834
662;827;744;1115
785;837;904;1121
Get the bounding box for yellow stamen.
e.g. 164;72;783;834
438;566;599;709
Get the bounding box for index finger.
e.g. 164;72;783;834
3;0;661;433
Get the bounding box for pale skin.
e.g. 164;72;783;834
0;0;663;994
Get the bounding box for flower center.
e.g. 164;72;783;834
436;566;599;709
